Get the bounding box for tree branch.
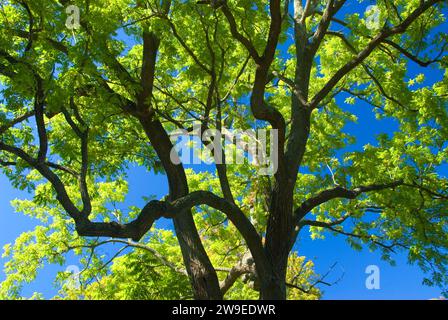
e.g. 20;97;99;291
382;38;447;67
309;0;347;56
295;180;404;221
219;253;255;295
309;0;445;109
220;4;262;63
138;31;160;113
0;111;35;135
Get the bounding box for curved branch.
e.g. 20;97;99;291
0;111;35;135
219;254;255;295
309;0;347;56
74;190;268;273
0;141;82;219
220;4;261;63
295;180;404;221
382;38;447;67
309;0;445;109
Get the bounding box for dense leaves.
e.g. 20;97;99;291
0;0;447;299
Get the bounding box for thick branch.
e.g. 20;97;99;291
219;254;255;295
75;190;267;272
295;180;404;221
138;32;160;113
0;141;82;219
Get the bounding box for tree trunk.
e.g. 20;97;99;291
139;117;222;300
260;182;295;300
260;276;287;300
173;210;223;300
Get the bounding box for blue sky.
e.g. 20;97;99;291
0;163;444;299
0;102;445;299
0;1;447;300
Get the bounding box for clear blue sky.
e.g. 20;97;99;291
0;1;447;300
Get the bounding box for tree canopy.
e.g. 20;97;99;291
0;0;447;300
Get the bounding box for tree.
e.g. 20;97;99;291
51;230;321;300
0;0;447;300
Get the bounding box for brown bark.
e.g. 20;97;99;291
139;117;223;300
0;0;444;301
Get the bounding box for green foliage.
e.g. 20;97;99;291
0;0;447;299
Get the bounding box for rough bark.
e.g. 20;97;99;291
0;0;444;301
139;117;223;300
